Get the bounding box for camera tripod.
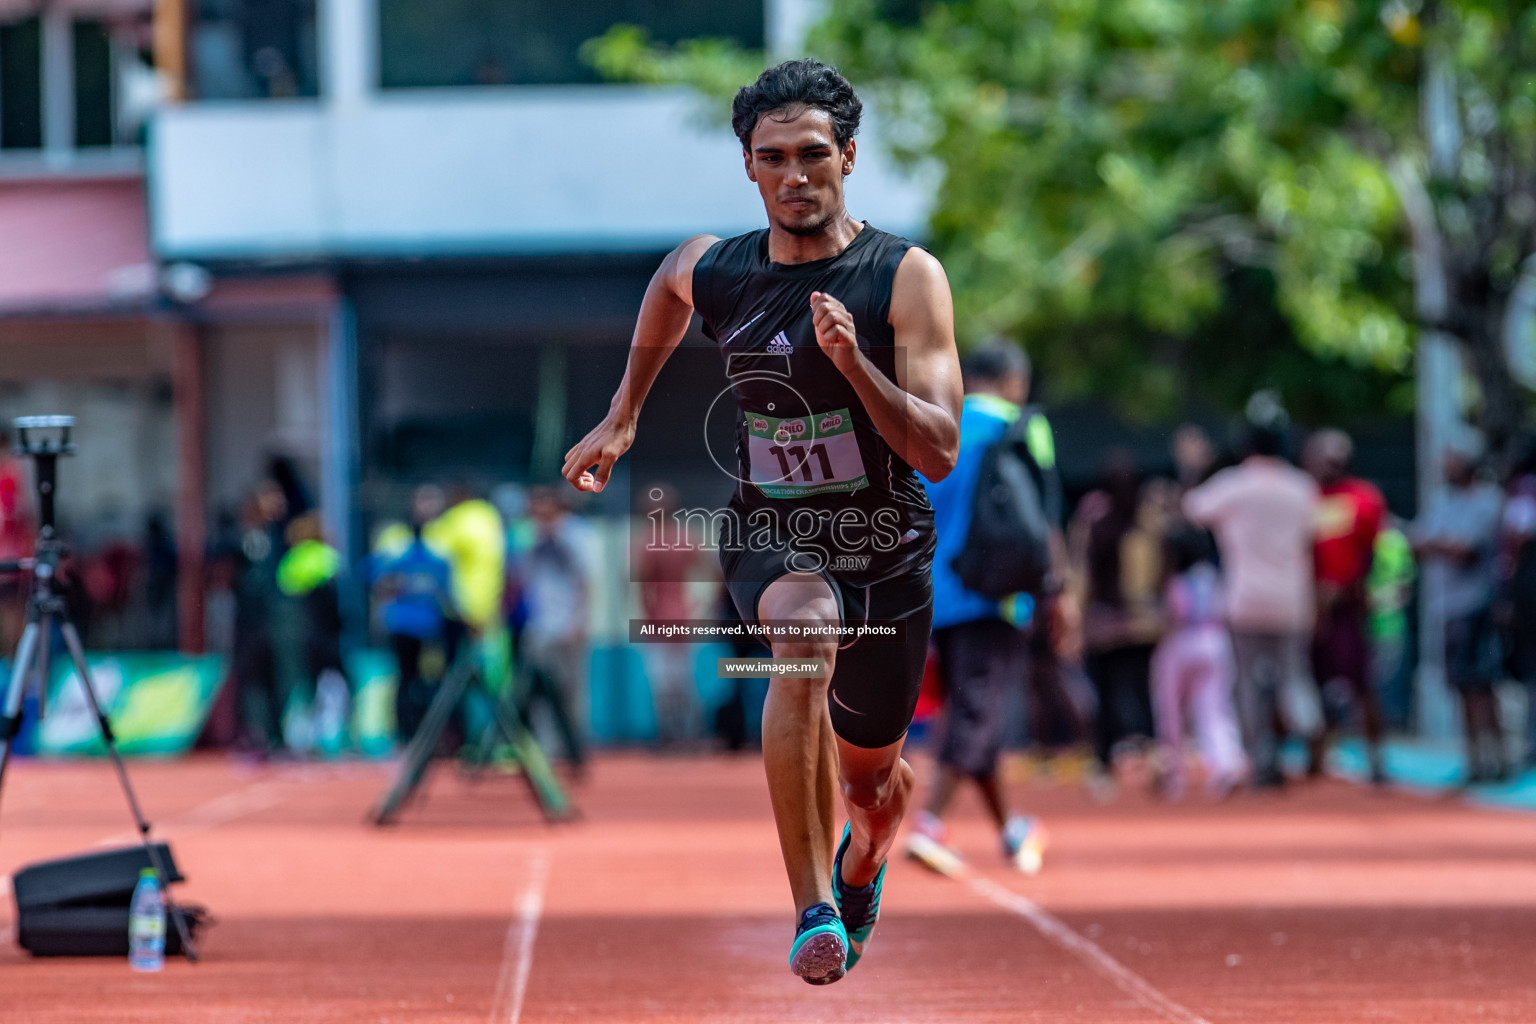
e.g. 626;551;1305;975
0;416;198;961
370;637;575;826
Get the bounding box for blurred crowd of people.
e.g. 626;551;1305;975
903;342;1536;875
205;456;347;757
12;367;1531;800
922;355;1536;821
206;456;608;768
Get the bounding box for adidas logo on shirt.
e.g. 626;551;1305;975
767;331;793;355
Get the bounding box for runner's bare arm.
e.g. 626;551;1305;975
809;247;962;481
562;234;720;493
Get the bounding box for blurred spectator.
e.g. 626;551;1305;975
493;483;536;568
910;340;1051;874
81;535;136;647
1019;410;1089;762
1150;527;1245;800
514;486;588;773
1077;451;1163;788
1171;423;1218;491
372;486;457;744
1304;428;1388;784
278;512;350;753
205;507;242;657
232;481;293;755
266;454;313;525
1023;592;1095;756
1369;521;1417;731
1499;440;1536;771
636;484;707;748
0;429;32;651
142;513;179;649
1184;408;1321;788
1414;432;1508;784
197;508;244;749
498;483;535;665
0;428;30;554
424;483;506;638
1163;423;1222;596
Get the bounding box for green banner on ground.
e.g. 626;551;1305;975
37;653;227;757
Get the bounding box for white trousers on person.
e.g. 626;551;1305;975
1151;624;1247;785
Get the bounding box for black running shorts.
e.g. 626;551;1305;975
719;533;934;749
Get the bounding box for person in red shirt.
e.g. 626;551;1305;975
1304;429;1388;784
0;432;34;651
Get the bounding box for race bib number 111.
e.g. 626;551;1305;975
745;407;868;499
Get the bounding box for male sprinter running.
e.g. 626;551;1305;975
563;59;962;985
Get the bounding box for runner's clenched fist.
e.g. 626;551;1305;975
811;291;860;375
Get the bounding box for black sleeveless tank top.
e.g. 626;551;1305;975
692;223;935;584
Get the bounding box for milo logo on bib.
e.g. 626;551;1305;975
745;407;868;499
774;418;807;442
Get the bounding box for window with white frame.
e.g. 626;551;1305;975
0;7;155;153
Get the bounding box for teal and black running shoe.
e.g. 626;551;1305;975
831;822;885;970
789;902;847;985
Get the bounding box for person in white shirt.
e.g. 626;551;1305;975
1184;414;1321;788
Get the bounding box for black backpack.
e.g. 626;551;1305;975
950;408;1057;599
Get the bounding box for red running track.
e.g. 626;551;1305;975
1;752;1534;1022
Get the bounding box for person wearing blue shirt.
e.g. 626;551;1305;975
907;340;1058;876
371;489;457;743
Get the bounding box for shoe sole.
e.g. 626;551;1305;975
790;930;848;985
906;833;966;878
1010;823;1048;876
1012;836;1045;875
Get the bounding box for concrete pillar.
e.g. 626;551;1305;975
1415;335;1458;741
41;4;73;163
322;0;373;105
173;322;207;654
1411;46;1462;743
320;300;359;566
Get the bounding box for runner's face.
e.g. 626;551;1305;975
744;107;855;237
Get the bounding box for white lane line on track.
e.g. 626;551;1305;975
966;874;1215;1024
489;848;550;1024
93;780;287;847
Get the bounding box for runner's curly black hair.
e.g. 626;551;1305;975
731;59;863;151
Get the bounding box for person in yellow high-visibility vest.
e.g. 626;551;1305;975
422;486;506;636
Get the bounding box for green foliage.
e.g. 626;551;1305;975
580;26;764;101
586;2;1532;424
813;0;1419;416
1424;1;1536;294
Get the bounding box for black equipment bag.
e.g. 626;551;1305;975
12;843;204;957
950;407;1055;600
18;904;205;957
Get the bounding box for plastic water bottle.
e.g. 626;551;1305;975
128;868;165;972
